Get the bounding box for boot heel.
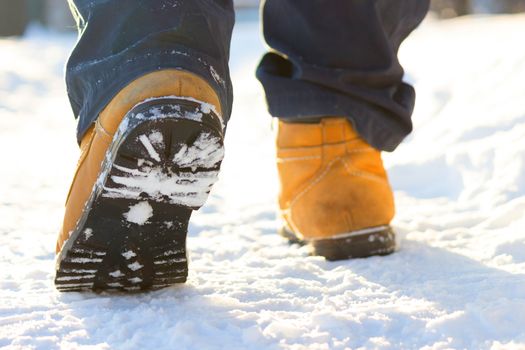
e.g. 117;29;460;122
309;226;396;261
280;226;396;261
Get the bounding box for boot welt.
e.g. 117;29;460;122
280;225;396;261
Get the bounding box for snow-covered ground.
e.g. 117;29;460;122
1;12;525;350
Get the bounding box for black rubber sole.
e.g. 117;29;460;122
280;225;396;261
55;98;224;292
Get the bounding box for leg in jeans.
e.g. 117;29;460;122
257;0;430;151
260;1;431;259
56;0;235;292
66;0;235;143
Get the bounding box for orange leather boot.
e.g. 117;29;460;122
276;118;396;260
55;69;224;292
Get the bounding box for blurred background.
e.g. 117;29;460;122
2;0;525;36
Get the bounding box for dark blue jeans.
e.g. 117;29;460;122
66;0;429;151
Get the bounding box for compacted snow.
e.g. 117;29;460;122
1;13;525;350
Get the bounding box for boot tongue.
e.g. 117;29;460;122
276;117;360;149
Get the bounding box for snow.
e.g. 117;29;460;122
171;132;224;170
109;270;125;278
123;202;153;226
127;262;144;272
83;228;93;240
122;251;137;260
147;131;164;146
139;134;162;162
1;13;525;349
105;164;219;207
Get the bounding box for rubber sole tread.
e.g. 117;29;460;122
55;98;224;292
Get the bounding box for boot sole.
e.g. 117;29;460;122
280;225;396;261
55;98;224;292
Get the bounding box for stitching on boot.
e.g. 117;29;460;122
277;155;322;163
341;158;388;183
95;119;114;138
278;142;368;152
310;225;390;241
345;148;374;154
